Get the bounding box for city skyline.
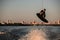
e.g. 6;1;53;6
0;0;60;22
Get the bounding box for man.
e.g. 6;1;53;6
36;9;48;23
40;9;46;18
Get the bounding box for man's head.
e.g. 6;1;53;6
43;9;46;11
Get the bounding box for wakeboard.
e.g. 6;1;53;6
36;13;48;23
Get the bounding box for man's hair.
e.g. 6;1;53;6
44;9;46;10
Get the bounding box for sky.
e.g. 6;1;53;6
0;0;60;22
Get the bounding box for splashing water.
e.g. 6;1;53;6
18;29;49;40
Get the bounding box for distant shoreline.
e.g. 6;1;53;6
0;23;60;26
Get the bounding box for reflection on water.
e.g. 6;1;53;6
0;26;60;40
18;29;49;40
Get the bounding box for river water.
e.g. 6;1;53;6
0;26;60;40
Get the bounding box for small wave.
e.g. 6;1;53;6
18;28;49;40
